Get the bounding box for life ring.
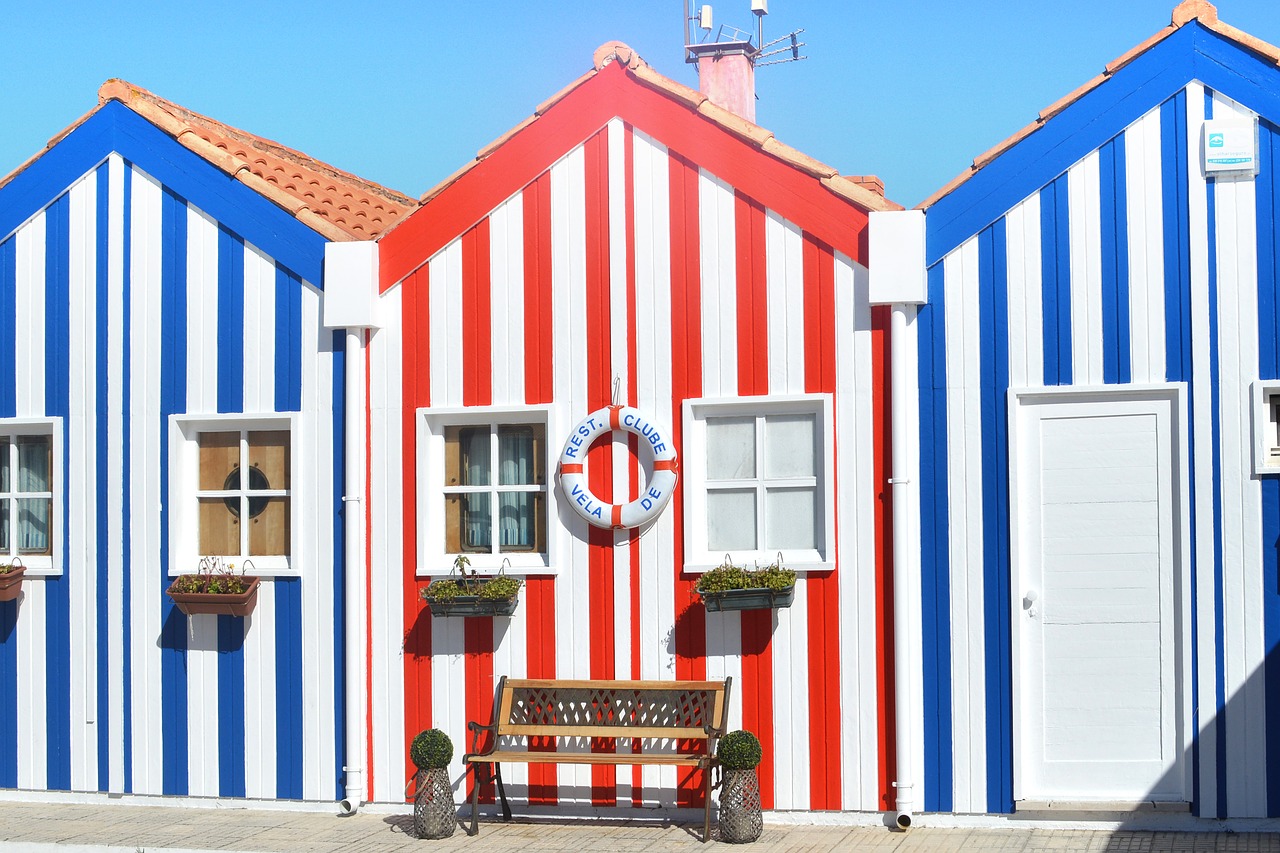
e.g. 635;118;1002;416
558;405;679;529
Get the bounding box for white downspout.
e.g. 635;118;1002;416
338;328;368;815
324;242;378;817
868;210;926;831
889;304;915;829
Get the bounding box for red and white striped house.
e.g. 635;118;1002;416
357;41;903;818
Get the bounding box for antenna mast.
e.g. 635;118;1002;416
682;1;807;68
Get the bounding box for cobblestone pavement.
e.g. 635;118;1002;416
1;802;1280;853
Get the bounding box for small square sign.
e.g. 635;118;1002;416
1202;119;1258;176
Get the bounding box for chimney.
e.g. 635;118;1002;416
697;47;756;122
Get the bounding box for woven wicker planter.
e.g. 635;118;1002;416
0;564;25;603
699;585;795;612
719;767;763;843
166;576;261;617
413;768;456;839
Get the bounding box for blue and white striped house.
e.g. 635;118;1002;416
0;80;411;805
886;0;1280;820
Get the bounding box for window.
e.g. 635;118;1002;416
170;414;295;575
1252;380;1280;475
683;396;834;571
419;407;551;574
0;420;60;572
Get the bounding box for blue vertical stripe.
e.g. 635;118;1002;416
121;164;133;793
214;227;246;796
0;235;15;788
1162;93;1193;383
275;577;303;799
275;267;302;413
978;220;1013;813
1204;89;1228;820
1099;135;1132;384
1258;118;1280;817
919;263;953;812
331;329;346;800
159;187;189;796
1040;177;1072;385
95;161;111;792
44;194;72;792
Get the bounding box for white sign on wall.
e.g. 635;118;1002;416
1202;118;1258;177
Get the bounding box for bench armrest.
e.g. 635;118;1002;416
465;719;500;759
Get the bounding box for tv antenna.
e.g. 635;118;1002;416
683;1;807;68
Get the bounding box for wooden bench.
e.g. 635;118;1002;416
463;676;733;842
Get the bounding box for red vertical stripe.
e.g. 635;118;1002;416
524;173;554;405
401;266;433;797
802;233;843;810
584;130;618;805
734;190;776;810
871;303;896;810
523;171;558;804
624;124;644;805
669;150;707;810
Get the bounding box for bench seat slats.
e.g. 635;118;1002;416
466;750;705;767
498;724;711;739
502;678;729;691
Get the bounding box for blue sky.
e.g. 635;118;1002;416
3;1;1279;208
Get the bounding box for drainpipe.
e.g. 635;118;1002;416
868;210;926;831
323;242;379;816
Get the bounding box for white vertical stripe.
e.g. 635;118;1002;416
186;614;219;796
901;302;929;812
699;171;737;398
68;172;98;791
1184;82;1220;817
243;243;277;412
836;254;879;809
16;581;47;788
368;290;406;803
632;130;677;804
185;208;218;414
106;154;127;794
490;194;525;407
944;237;987;810
766;211;806;394
15;210;45;416
1068;151;1104;384
1006;193;1043;389
129;169;164;793
1125;107;1167;384
772;581;811;809
1211;91;1266;818
428;240;464;408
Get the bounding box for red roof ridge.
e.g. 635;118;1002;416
917;0;1275;211
411;41;900;215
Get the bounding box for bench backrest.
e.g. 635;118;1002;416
493;677;732;741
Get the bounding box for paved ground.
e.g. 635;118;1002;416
2;801;1280;853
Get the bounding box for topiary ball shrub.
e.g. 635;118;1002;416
410;728;453;771
717;730;763;771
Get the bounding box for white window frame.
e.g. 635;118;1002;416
0;418;62;576
169;413;298;577
1251;380;1280;475
682;394;835;573
417;405;554;577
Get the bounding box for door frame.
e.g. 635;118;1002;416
1006;383;1193;806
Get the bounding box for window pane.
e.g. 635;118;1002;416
707;417;756;480
17;497;50;555
199;497;240;555
708;488;757;551
764;414;816;478
248;431;289;490
249;497;290;556
498;492;545;552
0;501;8;552
765;487;818;550
445;426;490;486
498;424;544;486
0;437;10;493
17;436;51;492
198;432;239;491
459;492;491;552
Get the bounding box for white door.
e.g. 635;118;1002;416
1010;389;1185;804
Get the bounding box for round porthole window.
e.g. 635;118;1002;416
223;466;271;519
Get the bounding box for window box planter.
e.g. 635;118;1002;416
421;557;522;618
166;576;261;617
694;555;796;613
424;592;519;618
0;562;26;603
698;585;795;612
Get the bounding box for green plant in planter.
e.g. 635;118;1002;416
695;557;796;594
411;728;454;771
717;730;763;771
422;555;523;603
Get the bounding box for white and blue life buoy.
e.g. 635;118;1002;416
558;405;679;529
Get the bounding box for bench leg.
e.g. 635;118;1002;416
493;763;512;822
467;764;482;837
703;767;712;843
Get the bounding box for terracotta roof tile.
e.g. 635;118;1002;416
3;80;414;241
410;41;900;216
918;0;1278;210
